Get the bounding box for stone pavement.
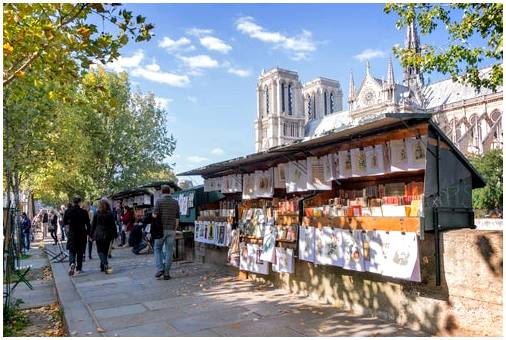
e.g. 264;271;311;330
48;245;427;337
5;240;57;309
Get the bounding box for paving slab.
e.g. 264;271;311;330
104;321;180;337
168;306;254;333
94;303;146;319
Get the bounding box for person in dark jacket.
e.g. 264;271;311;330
49;210;58;245
64;196;91;276
90;199;117;274
42;210;49;239
20;212;31;254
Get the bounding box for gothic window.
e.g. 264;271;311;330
313;95;317;119
281;82;286;113
307;95;312;118
288;84;293;115
324;91;328;116
330;92;335;113
283;123;287;136
265;86;270;115
291;123;294;137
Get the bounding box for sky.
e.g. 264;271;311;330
96;3;492;185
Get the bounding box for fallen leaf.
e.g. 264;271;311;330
97;327;106;333
229;322;241;329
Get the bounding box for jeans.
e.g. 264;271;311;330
132;240;147;254
154;233;174;274
50;228;58;244
87;239;93;258
22;232;31;252
96;239;110;268
69;248;84;271
59;222;66;240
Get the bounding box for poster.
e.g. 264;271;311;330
350;148;368;177
274;163;288;189
362;230;389;274
206;221;216;244
215;223;227;247
254;169;274;198
227;229;240;267
272;248;294;273
338;150;352;178
342;230;365;272
225;223;233;247
389;139;408;172
382;232;421;282
239;242;250;271
406;136;427;171
260;224;277;262
248;243;269;275
365;145;385;176
298;226;316;263
199;221;207;241
323;153;339;182
307;157;332;190
287;160;308;192
194;221;202;242
242;173;255;200
315;227;344;267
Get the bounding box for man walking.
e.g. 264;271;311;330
152;185;179;280
64;196;91;276
20;212;31;254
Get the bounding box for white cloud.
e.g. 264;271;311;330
186;27;214;37
227;67;251;77
178;54;219;69
199;36;232;54
146;62;160;72
154;96;173;110
106;50;144;72
131;67;190;87
235;17;316;60
187;156;209;163
187;96;197;103
354;49;387;61
210;147;224;156
158;36;194;52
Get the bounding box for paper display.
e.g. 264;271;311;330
248;243;270;275
338;150;352;178
272;248;294;273
298;226;316;263
315;227;344;266
254;169;274;198
350;148;368;177
274;163;288;189
406;136;427;170
260;224;276;262
342;230;365;272
382;232;421;282
365;145;385;176
307;157;332;190
287;160;308;192
322;154;338;182
389;139;408;172
215;222;227;247
362;230;389;274
242;173;255;200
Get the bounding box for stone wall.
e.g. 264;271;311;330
242;229;503;336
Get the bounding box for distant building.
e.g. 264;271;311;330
255;22;503;155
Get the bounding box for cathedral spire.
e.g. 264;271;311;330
366;60;371;76
348;70;356;103
386;56;394;85
403;20;424;88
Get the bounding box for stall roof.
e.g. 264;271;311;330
110;188;152;200
140;180;180;191
177;112;485;188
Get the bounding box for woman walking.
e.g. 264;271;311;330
90;199;117;274
49;210;59;245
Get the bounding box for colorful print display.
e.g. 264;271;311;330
307;157;332;191
260;224;277;262
298;226;316;263
240;243;269;275
305;227;421;282
272;247;294;273
194;221;232;247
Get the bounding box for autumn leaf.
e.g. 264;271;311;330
4;42;14;54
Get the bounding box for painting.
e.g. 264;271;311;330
248;243;269;275
298;226;316;263
215;222;227;247
254;169;274;198
365;145;385;176
206;222;216;243
239;242;250;271
274;163;288;189
307;157;332;190
382;232;421;282
351;148;368;177
260;224;276;262
315;227;344;266
194;221;201;242
406;136;427;170
362;230;389;274
389;139;408;172
342;229;365;272
242;173;255;200
287;160;308;192
272;248;294;273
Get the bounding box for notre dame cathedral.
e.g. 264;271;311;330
254;22;503;156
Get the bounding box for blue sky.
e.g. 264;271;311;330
98;3;491;184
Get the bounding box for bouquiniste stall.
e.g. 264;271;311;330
179;112;485;287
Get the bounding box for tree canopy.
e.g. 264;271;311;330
469;149;503;212
385;3;503;91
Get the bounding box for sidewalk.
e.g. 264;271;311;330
48;245;428;337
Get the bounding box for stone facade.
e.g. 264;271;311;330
255;23;503;155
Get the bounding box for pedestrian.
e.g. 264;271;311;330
64;196;91;276
120;206;134;247
20;212;31;254
58;205;66;241
49;210;58;245
82;202;93;260
130;209;148;254
152;185;180;280
90;199;117;274
42;210;49;239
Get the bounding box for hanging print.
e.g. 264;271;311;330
227;229;240;267
362;230;389;274
249;243;270;274
342;229;365;272
382;231;421;282
406;136;427;170
389;139;409;172
215;223;227;247
239;242;250;271
315;227;344;266
287;160;308;192
350;148;368;177
242;173;256;199
274;163;288;189
260;224;277;262
365;144;385;176
307;157;332;190
338;150;352;178
298;226;316;263
254;169;274;198
272;248;294;273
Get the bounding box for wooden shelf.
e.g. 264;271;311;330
302;216;420;232
197;216;233;222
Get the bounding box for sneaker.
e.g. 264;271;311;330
105;266;112;274
68;263;76;276
155;271;164;278
163;274;172;280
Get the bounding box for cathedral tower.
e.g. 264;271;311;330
255;68;305;152
403;21;424;89
302;77;343;122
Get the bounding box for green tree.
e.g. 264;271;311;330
469;149;503;211
384;3;503;91
3;3;154;86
